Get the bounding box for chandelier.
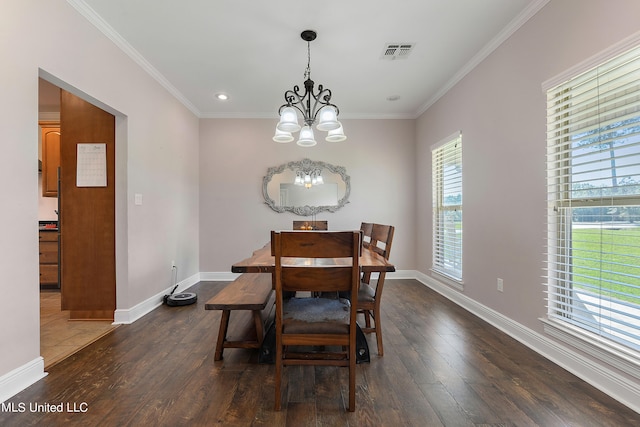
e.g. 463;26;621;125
294;169;323;189
273;30;347;146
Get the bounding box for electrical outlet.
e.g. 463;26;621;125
497;278;504;292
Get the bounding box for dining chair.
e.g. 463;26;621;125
272;230;361;412
358;223;394;356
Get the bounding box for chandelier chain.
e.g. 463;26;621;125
305;40;311;81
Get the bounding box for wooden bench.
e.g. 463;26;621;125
205;273;274;360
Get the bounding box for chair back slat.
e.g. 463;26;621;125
370;224;395;260
281;267;354;293
360;222;373;248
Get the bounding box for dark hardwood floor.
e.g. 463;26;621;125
2;279;638;426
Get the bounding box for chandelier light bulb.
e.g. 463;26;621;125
325;122;347;142
316;106;340;131
277;107;301;132
272;127;294;143
297;125;317;147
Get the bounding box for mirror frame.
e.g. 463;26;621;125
262;158;351;216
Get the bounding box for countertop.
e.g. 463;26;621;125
39;221;58;232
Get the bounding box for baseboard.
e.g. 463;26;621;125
386;269;415;279
411;270;640;414
113;272;200;324
0;357;47;404
199;271;240;281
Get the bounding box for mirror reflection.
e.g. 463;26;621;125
263;158;350;216
280;183;338;206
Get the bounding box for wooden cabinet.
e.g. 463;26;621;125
40;124;60;197
39;231;59;287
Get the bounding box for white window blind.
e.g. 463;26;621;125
545;44;640;352
432;133;463;281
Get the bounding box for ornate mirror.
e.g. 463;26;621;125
263;158;350;216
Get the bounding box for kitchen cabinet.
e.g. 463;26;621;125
39;230;59;287
40;124;60;197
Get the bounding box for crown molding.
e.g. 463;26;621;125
66;0;201;117
542;29;640;91
414;0;551;118
38;112;60;122
199;112;416;120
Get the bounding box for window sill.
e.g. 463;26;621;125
430;269;464;291
540;317;640;380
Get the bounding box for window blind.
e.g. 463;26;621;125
432;134;463;281
545;44;640;351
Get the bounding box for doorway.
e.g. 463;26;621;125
38;78;118;368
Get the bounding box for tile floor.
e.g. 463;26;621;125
40;291;117;369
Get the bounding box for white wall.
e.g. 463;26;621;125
0;0;200;396
416;0;640;388
199;118;416;274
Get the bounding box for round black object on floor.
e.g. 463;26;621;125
164;292;197;306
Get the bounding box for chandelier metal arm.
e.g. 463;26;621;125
278;79;340;127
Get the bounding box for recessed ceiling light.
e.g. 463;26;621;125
215;93;229;101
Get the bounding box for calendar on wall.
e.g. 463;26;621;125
76;143;107;187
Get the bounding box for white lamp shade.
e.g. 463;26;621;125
272;128;294;143
316;106;340;131
297;125;317;147
325;122;347;142
277;106;301;132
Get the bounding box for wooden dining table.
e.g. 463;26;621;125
231;242;396;274
230;240;395;364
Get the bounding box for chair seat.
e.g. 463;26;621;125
357;283;376;304
283;297;350;334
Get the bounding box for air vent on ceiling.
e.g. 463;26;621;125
381;43;414;60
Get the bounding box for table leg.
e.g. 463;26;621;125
215;310;231;361
252;310;264;345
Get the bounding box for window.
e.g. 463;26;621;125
432;133;463;281
545;44;640;355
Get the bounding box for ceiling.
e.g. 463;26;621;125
69;0;547;120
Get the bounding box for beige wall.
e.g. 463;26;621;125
199;118;416;273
